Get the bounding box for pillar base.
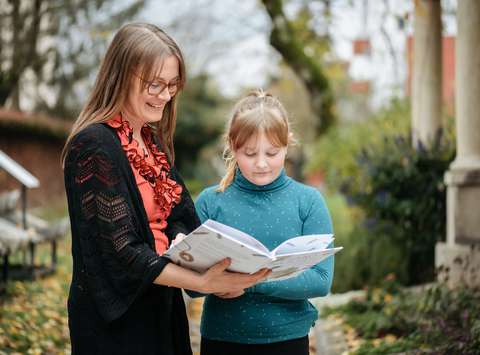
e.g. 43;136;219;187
444;168;480;244
436;167;480;287
436;242;480;287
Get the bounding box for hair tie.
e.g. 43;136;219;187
257;88;266;99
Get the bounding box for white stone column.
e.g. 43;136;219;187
451;0;480;170
412;0;442;147
436;0;480;288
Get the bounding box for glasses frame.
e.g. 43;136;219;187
133;72;180;96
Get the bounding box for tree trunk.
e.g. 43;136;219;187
261;0;336;135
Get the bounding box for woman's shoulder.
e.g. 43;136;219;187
70;123;116;147
65;123;120;165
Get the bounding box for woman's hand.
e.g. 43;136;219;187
172;233;186;246
214;290;245;299
199;258;270;294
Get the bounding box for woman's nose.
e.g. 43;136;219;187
158;88;172;101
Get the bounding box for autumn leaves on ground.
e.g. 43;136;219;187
0;239;318;355
0;241;71;354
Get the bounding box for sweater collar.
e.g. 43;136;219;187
233;168;290;192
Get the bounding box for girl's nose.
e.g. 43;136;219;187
255;157;268;169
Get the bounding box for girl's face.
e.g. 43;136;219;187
122;55;180;126
234;131;287;186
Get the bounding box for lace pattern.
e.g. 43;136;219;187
65;125;170;322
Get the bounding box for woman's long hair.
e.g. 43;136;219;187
61;23;186;167
217;89;293;192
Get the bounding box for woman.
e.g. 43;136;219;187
62;23;268;355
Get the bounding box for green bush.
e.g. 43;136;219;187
343;131;455;285
305;99;411;192
308;99;456;290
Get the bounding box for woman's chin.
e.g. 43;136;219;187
143;110;165;123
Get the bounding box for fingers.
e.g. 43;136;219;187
214;290;245;299
172;233;186;246
207;258;231;274
202;262;269;294
255;268;271;279
248;268;271;283
233;268;271;289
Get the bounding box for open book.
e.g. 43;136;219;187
164;219;342;281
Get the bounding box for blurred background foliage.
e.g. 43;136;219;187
309;100;456;292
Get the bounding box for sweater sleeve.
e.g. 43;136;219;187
65;130;169;322
250;189;334;300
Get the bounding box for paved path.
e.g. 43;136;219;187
186;291;364;355
313;290;365;355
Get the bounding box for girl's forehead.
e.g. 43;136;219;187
243;131;280;149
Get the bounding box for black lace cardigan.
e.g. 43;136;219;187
64;123;200;355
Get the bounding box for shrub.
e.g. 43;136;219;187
305;99;411;192
308;99;456;290
342;131;455;285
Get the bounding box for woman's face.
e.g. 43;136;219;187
122;55;180;126
234;130;287;186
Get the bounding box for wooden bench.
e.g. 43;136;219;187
0;189;69;291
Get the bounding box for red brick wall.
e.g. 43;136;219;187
0;135;67;208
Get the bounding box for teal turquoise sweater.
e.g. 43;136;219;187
193;169;334;344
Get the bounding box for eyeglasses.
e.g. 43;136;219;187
133;72;180;96
145;79;180;96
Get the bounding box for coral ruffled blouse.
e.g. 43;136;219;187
107;114;182;254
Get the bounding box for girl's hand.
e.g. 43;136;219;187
199;258;270;294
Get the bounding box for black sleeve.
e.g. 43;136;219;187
164;166;201;240
65;129;169;322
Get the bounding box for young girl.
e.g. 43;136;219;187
194;90;335;355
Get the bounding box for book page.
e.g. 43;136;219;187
203;219;270;254
272;234;334;256
264;247;343;281
164;223;272;274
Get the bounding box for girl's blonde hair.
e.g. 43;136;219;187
61;22;186;167
218;89;293;192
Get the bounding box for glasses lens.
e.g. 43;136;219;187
148;82;167;95
168;82;178;94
